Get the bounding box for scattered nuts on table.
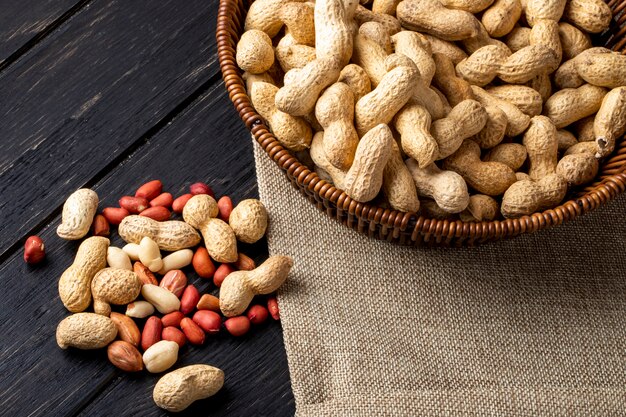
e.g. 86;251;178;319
46;178;291;411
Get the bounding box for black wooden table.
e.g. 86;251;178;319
0;1;294;415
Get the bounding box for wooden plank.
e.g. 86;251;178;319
0;82;294;416
0;0;220;257
0;0;85;66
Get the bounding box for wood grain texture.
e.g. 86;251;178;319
0;82;294;416
0;0;84;66
0;0;219;257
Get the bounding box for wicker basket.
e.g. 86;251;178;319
216;0;626;246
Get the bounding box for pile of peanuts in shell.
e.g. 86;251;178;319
30;180;293;412
236;0;626;220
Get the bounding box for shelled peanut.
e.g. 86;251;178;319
50;179;292;412
237;0;626;219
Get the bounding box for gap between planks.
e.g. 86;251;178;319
0;0;93;74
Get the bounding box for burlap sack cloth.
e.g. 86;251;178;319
253;142;626;416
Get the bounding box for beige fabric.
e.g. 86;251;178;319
254;142;626;417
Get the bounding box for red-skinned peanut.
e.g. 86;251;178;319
192;310;221;334
135;180;163;200
213;264;235;288
247;305;269;325
224;316;250;337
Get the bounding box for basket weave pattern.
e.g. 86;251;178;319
217;0;626;246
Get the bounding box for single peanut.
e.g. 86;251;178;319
91;214;110;237
135;180;163;200
267;297;280;320
559;22;592;60
150;193;173;208
543;84;607;128
343;124;394;203
247;305;270;325
225;316;251;337
153;365;224;412
214;264;235;288
172;194;193;213
180;285;201;315
142;284;181;314
228;199;269;244
594;87;626;158
236;30;274;74
193;310;222;334
443;139;517;196
482;0;522;38
405;159;470;214
110;312;141;347
563;0;612;34
162;327;187;348
394;103;438;169
59;236;109;313
57;189;98;240
158;249;193;275
143;340;179;373
217;196;234;222
141;316;163;351
24;236;45;264
102;207;129;225
314;0;354;68
316;82;359;170
197;294;221;312
160;270;188;298
484;143;528;171
192;247;216;278
107;340;143;372
397;0;480;41
140;206;171;221
382;142;421;213
126;301;155;318
431;99;488;159
501;174;568;218
119;196;149;214
180;317;206;345
161;311;185;328
119;215;201;251
557;153;599;186
459;195;500;222
133;261;158;285
56;312;117;349
190;182;215;197
523;116;559;180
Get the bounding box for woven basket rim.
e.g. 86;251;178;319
216;0;626;245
